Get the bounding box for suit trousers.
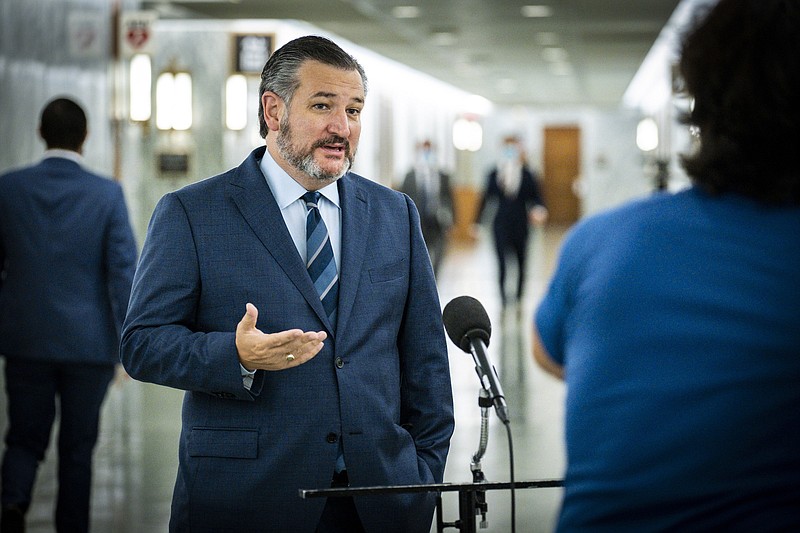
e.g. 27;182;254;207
315;471;365;533
1;359;114;532
493;224;529;304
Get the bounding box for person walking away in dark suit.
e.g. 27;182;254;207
534;0;800;529
477;135;548;308
120;36;454;533
0;97;138;533
399;139;454;277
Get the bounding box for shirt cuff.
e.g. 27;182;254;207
240;363;256;391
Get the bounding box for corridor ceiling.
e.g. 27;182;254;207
143;0;683;107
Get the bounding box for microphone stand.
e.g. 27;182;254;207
468;389;491;529
301;341;563;531
301;385;564;533
436;387;497;532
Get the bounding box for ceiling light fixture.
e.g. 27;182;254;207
391;6;420;18
453;117;482;152
636;117;659;152
129;54;152;122
431;30;457;46
521;5;552;18
225;74;248;131
156;69;193;131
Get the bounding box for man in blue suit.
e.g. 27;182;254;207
121;36;455;532
0;97;138;532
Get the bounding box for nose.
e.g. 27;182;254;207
327;109;350;137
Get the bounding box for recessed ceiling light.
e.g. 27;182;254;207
392;6;420;18
521;5;552;18
431;30;457;46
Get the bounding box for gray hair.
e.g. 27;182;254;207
258;35;368;138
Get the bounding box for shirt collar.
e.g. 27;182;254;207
43;149;83;165
259;147;340;209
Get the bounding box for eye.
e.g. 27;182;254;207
347;107;362;117
312;103;329;111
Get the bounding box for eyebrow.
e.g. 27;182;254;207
311;91;364;105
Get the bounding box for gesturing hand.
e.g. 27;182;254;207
235;303;327;371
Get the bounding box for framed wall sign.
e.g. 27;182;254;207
233;34;274;75
158;153;189;174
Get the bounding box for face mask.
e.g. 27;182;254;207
502;146;519;162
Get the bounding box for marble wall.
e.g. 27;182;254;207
1;3;684;246
0;0;139;177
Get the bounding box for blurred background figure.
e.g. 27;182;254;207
534;0;800;529
399;139;453;277
0;97;138;533
477;135;548;308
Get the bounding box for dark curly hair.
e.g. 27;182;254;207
679;0;800;205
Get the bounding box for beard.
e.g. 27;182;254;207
276;119;355;183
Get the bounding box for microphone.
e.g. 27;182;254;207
443;296;509;424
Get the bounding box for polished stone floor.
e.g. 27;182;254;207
0;225;568;533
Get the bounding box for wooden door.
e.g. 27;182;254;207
543;126;581;224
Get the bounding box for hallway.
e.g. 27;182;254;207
1;225;569;533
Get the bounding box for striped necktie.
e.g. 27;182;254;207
303;191;338;327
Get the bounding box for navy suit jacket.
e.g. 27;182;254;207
479;165;546;243
121;147;455;532
0;156;137;364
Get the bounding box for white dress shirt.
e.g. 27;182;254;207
240;148;343;389
43;149;83;165
259;149;341;270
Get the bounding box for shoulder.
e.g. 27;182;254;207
582;190;686;226
0;162;40;182
177;171;231;196
563;190;694;257
167;167;239;210
344;171;408;203
173;148;262;201
84;168;123;190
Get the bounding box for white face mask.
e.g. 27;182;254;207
417;148;433;164
502;145;519;162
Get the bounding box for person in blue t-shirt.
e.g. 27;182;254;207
533;0;800;530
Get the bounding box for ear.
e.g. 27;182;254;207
261;91;284;133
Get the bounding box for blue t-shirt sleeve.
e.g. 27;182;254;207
535;267;569;365
534;223;590;366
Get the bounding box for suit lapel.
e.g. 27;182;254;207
227;148;333;332
336;175;368;338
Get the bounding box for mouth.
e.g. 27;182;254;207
321;144;345;155
315;137;349;157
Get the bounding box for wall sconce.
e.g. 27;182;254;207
452;117;483;152
636;117;659;152
156;68;192;130
225;74;248;131
129;53;152;122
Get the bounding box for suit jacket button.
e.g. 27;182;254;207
335;357;344;369
326;432;338;443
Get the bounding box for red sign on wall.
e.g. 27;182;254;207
120;11;156;57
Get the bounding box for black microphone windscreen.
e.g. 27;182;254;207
442;296;491;353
